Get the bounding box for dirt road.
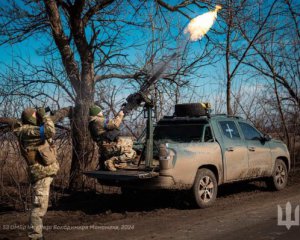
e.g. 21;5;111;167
1;174;300;240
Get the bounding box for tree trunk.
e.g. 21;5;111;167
226;0;233;116
272;74;290;149
69;66;95;190
226;77;233;115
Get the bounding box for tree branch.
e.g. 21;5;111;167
43;0;80;93
156;0;192;19
94;73;136;82
82;0;115;26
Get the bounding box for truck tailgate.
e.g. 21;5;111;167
84;170;159;182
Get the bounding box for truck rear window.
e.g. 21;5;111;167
219;121;241;140
154;124;205;142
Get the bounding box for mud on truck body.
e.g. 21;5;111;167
85;103;290;208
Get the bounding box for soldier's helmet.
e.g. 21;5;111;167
89;105;102;116
21;108;37;125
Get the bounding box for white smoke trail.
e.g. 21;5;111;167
184;5;222;41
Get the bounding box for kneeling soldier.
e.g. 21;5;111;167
88;105;136;171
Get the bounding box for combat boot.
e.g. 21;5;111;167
104;159;117;171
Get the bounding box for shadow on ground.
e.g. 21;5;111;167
52;180;270;215
52;189;190;214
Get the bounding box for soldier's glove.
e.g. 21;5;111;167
45;106;51;114
118;110;124;118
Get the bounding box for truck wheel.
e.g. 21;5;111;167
267;159;288;191
193;169;218;208
175;103;207;117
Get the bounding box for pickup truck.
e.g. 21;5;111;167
85;103;290;208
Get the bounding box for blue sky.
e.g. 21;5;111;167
0;0;269;116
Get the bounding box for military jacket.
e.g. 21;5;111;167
89;112;124;143
13;116;59;182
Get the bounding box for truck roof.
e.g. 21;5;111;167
158;114;244;124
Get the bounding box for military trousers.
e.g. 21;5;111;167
99;137;136;170
28;176;53;239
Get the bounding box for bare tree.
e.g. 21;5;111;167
235;0;300;149
0;0;214;189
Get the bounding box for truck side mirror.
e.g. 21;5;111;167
262;134;272;141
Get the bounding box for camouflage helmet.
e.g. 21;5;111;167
89;105;102;116
21;108;37;125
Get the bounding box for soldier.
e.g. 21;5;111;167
88;105;136;171
1;106;71;240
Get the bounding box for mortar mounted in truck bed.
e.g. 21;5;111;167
85;103;290;208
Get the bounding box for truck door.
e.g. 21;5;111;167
238;122;272;177
218;120;249;181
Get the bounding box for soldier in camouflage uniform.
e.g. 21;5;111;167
2;107;71;240
88;105;136;171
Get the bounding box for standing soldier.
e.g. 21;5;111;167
88;105;136;171
1;106;71;240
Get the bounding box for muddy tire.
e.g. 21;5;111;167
193;169;218;208
174;103;207;117
267;159;288;191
